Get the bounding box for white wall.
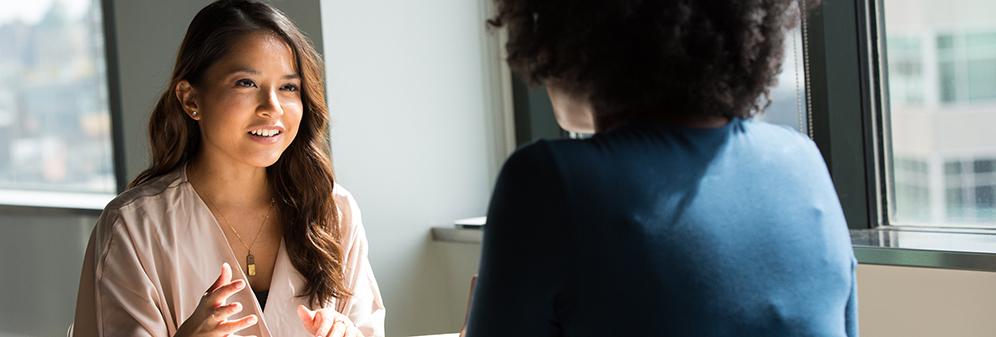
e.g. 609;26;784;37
320;0;499;335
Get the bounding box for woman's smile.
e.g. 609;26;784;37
248;126;285;144
178;31;304;169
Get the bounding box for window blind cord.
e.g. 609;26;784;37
801;0;815;140
794;14;804;135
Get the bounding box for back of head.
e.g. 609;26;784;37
490;0;822;123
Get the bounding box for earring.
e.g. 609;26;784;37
191;111;198;117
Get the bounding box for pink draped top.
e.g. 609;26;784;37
72;165;385;336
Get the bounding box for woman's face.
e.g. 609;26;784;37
178;31;303;169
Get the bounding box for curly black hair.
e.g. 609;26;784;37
490;0;821;121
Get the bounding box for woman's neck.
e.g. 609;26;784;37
186;155;271;207
594;113;731;132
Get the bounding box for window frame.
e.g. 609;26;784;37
805;0;888;230
103;0;128;195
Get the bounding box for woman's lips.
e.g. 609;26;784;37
248;130;281;144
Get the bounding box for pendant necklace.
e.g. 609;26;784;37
203;192;275;277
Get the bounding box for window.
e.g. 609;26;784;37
883;0;996;227
756;27;810;135
0;0;117;209
893;157;930;222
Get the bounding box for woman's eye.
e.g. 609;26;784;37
281;84;299;92
235;79;257;88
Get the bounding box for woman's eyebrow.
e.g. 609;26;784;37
229;67;300;80
230;67;262;76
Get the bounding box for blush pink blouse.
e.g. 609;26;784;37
72;165;385;337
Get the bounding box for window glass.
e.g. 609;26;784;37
0;0;115;196
884;0;996;226
755;27;809;135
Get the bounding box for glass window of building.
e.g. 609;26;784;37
0;0;116;207
884;0;996;226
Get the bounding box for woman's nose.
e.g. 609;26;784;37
257;87;284;118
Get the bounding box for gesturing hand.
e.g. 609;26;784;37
297;305;363;337
175;263;259;337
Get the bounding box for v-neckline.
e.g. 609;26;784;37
182;162;277;335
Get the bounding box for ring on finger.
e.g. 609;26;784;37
212;307;223;322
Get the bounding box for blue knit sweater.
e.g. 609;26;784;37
466;118;858;336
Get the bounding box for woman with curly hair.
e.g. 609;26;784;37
72;1;384;336
466;0;857;335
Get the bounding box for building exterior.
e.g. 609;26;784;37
0;2;114;193
885;0;996;225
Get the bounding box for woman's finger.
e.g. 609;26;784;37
339;314;355;328
328;320;347;337
213;302;243;322
297;305;316;331
208;263;233;292
219;314;259;334
208;279;246;305
314;310;335;337
346;325;363;337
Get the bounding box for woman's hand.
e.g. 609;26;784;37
297;305;363;337
175;263;259;337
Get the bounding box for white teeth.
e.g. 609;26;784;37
251;129;279;137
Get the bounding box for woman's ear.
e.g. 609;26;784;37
175;80;201;120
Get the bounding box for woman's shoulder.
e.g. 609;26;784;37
498;140;564;182
493;140;576;209
737;119;826;164
105;166;187;214
95;166;189;238
739;118;816;146
90;166;190;254
332;183;364;238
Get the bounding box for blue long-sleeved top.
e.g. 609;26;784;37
466;118;858;336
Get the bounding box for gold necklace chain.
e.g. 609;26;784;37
194;168;275;277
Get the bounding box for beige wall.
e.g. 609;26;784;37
858;264;996;337
433;252;996;337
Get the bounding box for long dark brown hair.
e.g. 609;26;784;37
129;0;351;307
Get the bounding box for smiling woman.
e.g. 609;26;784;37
71;1;385;337
176;32;303;170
